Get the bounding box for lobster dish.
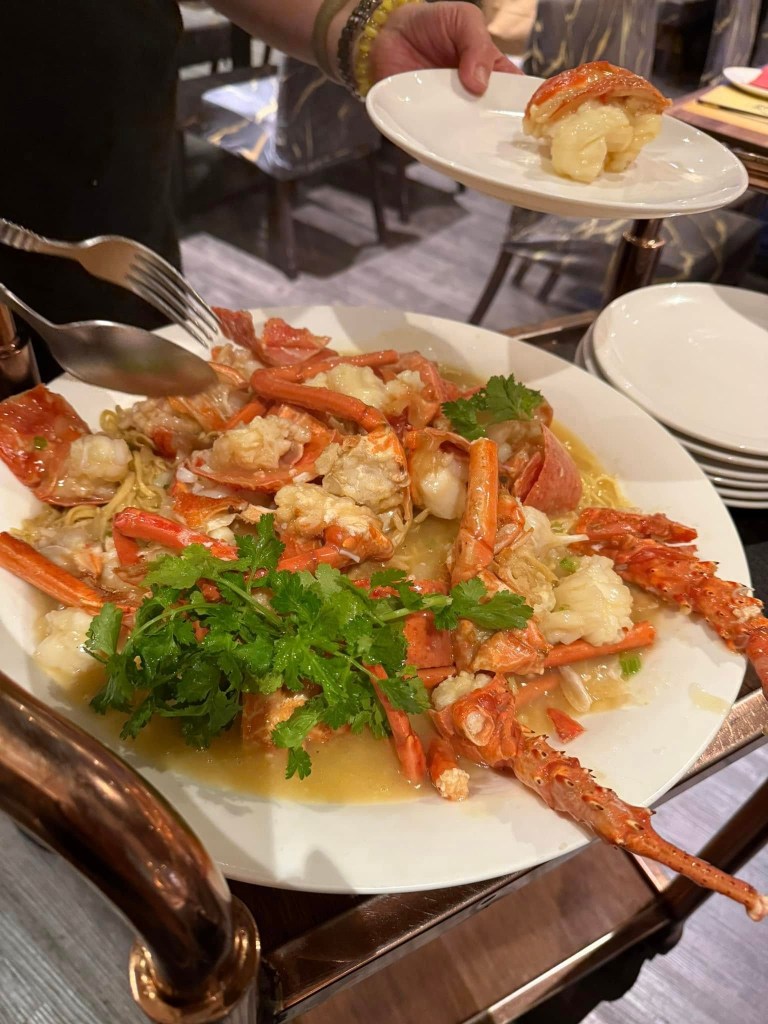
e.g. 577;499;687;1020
523;61;671;183
0;309;765;915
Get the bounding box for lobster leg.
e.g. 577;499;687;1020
0;533;106;614
249;373;389;433
370;666;426;784
112;508;238;565
435;676;768;921
574;509;768;696
450;437;499;585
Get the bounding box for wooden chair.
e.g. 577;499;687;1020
468;0;762;324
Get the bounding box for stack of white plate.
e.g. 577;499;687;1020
575;283;768;509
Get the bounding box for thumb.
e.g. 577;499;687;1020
457;35;505;95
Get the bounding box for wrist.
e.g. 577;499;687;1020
336;0;423;99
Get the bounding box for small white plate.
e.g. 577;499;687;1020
668;429;768;469
696;458;768;484
592;283;768;456
366;70;748;219
715;489;768;509
724;66;768;101
578;325;768;482
715;481;768;499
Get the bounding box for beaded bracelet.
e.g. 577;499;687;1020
338;0;423;100
312;0;354;79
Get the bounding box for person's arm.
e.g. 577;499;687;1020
209;0;518;94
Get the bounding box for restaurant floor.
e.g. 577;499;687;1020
178;153;573;330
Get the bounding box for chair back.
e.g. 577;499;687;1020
524;0;658;78
755;2;768;64
271;57;380;177
700;0;764;83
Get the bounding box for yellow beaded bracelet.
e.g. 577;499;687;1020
352;0;423;98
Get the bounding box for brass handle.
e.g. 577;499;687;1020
0;671;260;1022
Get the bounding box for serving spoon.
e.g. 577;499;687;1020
0;282;216;396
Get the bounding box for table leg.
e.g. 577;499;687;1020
603;218;666;304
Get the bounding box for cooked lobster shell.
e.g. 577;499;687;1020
523;60;670;130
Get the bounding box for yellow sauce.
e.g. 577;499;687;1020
689;684;730;716
66;673;420;804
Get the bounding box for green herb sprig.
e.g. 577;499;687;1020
442;374;544;441
86;517;533;778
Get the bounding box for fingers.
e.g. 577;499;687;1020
494;55;524;76
453;7;521;94
457;39;505;94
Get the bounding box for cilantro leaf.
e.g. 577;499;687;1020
144;544;222;590
85;604;123;662
271;698;324;749
442;374;543;439
441;392;486;441
483;374;543;424
434;578;534;631
236;515;283;571
286;747;312;780
370;567;409;589
376;672;430;715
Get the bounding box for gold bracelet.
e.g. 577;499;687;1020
312;0;353;79
353;0;423;99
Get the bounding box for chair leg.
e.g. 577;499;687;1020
230;25;252;68
395;153;410;224
537;267;560;302
367;154;388;244
171;130;188;217
271;179;298;280
512;258;532;288
468;250;513;325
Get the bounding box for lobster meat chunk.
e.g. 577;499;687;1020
523;61;671;183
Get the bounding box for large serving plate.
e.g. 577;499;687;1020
0;306;748;893
366;70;748;218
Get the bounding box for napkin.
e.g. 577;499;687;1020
751;66;768;89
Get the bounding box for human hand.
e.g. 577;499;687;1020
369;1;521;96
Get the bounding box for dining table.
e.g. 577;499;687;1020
667;84;768;192
0;308;766;1024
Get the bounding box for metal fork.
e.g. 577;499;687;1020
0;217;220;349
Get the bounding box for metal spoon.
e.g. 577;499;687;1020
0;282;216;396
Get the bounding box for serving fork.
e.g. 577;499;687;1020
0;217;221;349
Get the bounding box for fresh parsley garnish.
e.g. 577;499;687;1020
559;556;579;575
442;374;543;440
85;517;533;778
